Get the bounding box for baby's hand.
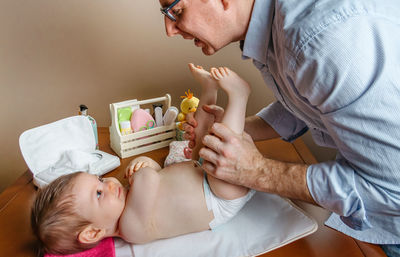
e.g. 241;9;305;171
125;159;150;180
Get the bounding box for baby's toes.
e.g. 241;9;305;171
211;68;221;80
218;67;227;77
223;67;231;75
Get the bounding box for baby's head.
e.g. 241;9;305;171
31;171;127;255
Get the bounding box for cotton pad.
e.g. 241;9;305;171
131;109;156;132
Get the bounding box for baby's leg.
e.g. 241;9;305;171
188;63;218;160
211;67;250;134
205;67;251;200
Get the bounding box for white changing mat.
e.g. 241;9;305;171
19;115;121;188
114;192;317;257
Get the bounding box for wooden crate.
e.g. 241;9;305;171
109;94;177;158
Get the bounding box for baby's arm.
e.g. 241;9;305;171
120;165;161;243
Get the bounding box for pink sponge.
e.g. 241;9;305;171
131;109;156;132
44;237;115;257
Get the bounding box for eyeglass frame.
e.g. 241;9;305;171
160;0;181;22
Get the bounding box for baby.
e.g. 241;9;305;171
31;63;255;255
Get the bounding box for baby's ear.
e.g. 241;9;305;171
78;225;106;244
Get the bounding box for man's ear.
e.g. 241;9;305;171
78;225;106;244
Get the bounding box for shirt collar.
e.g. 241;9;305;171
241;0;275;65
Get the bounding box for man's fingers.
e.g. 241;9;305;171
183;131;195;141
199;147;220;166
182;122;194;132
202;134;223;154
201;160;216;176
202;104;224;122
185;112;197;127
184;147;192;159
209;123;235;142
183;123;196;141
188;140;195;149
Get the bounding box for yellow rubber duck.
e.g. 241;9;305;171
178;89;199;130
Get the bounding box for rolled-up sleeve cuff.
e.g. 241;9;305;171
307;161;372;230
256;101;308;142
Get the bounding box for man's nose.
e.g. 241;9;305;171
164;16;180;37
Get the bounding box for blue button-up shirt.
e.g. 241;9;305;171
243;0;400;243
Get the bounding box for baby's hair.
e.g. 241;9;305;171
31;172;98;255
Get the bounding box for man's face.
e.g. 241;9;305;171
73;173;127;231
160;0;233;55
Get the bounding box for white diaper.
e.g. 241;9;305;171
203;175;256;229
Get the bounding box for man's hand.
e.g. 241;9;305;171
199;123;316;203
183;104;224;149
198;122;265;189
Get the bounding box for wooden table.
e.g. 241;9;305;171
0;128;386;257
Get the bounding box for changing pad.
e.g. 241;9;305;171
19;115;121;188
114;192;318;257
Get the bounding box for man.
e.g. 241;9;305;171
158;0;400;255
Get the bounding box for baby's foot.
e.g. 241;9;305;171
188;63;218;90
211;67;251;98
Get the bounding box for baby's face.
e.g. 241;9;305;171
72;173;127;232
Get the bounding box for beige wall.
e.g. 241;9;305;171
0;0;336;193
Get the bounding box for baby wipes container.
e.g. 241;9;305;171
19;115;121;188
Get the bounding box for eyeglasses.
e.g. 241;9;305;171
160;0;181;22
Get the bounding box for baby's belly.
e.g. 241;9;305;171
153;162;214;238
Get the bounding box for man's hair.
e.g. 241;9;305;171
31;172;98;255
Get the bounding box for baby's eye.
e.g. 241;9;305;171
98;176;104;183
97;190;102;199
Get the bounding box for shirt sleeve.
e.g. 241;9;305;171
256;101;308;142
307;160;372;230
295;15;400;231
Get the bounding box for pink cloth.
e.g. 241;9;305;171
44;237;115;257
